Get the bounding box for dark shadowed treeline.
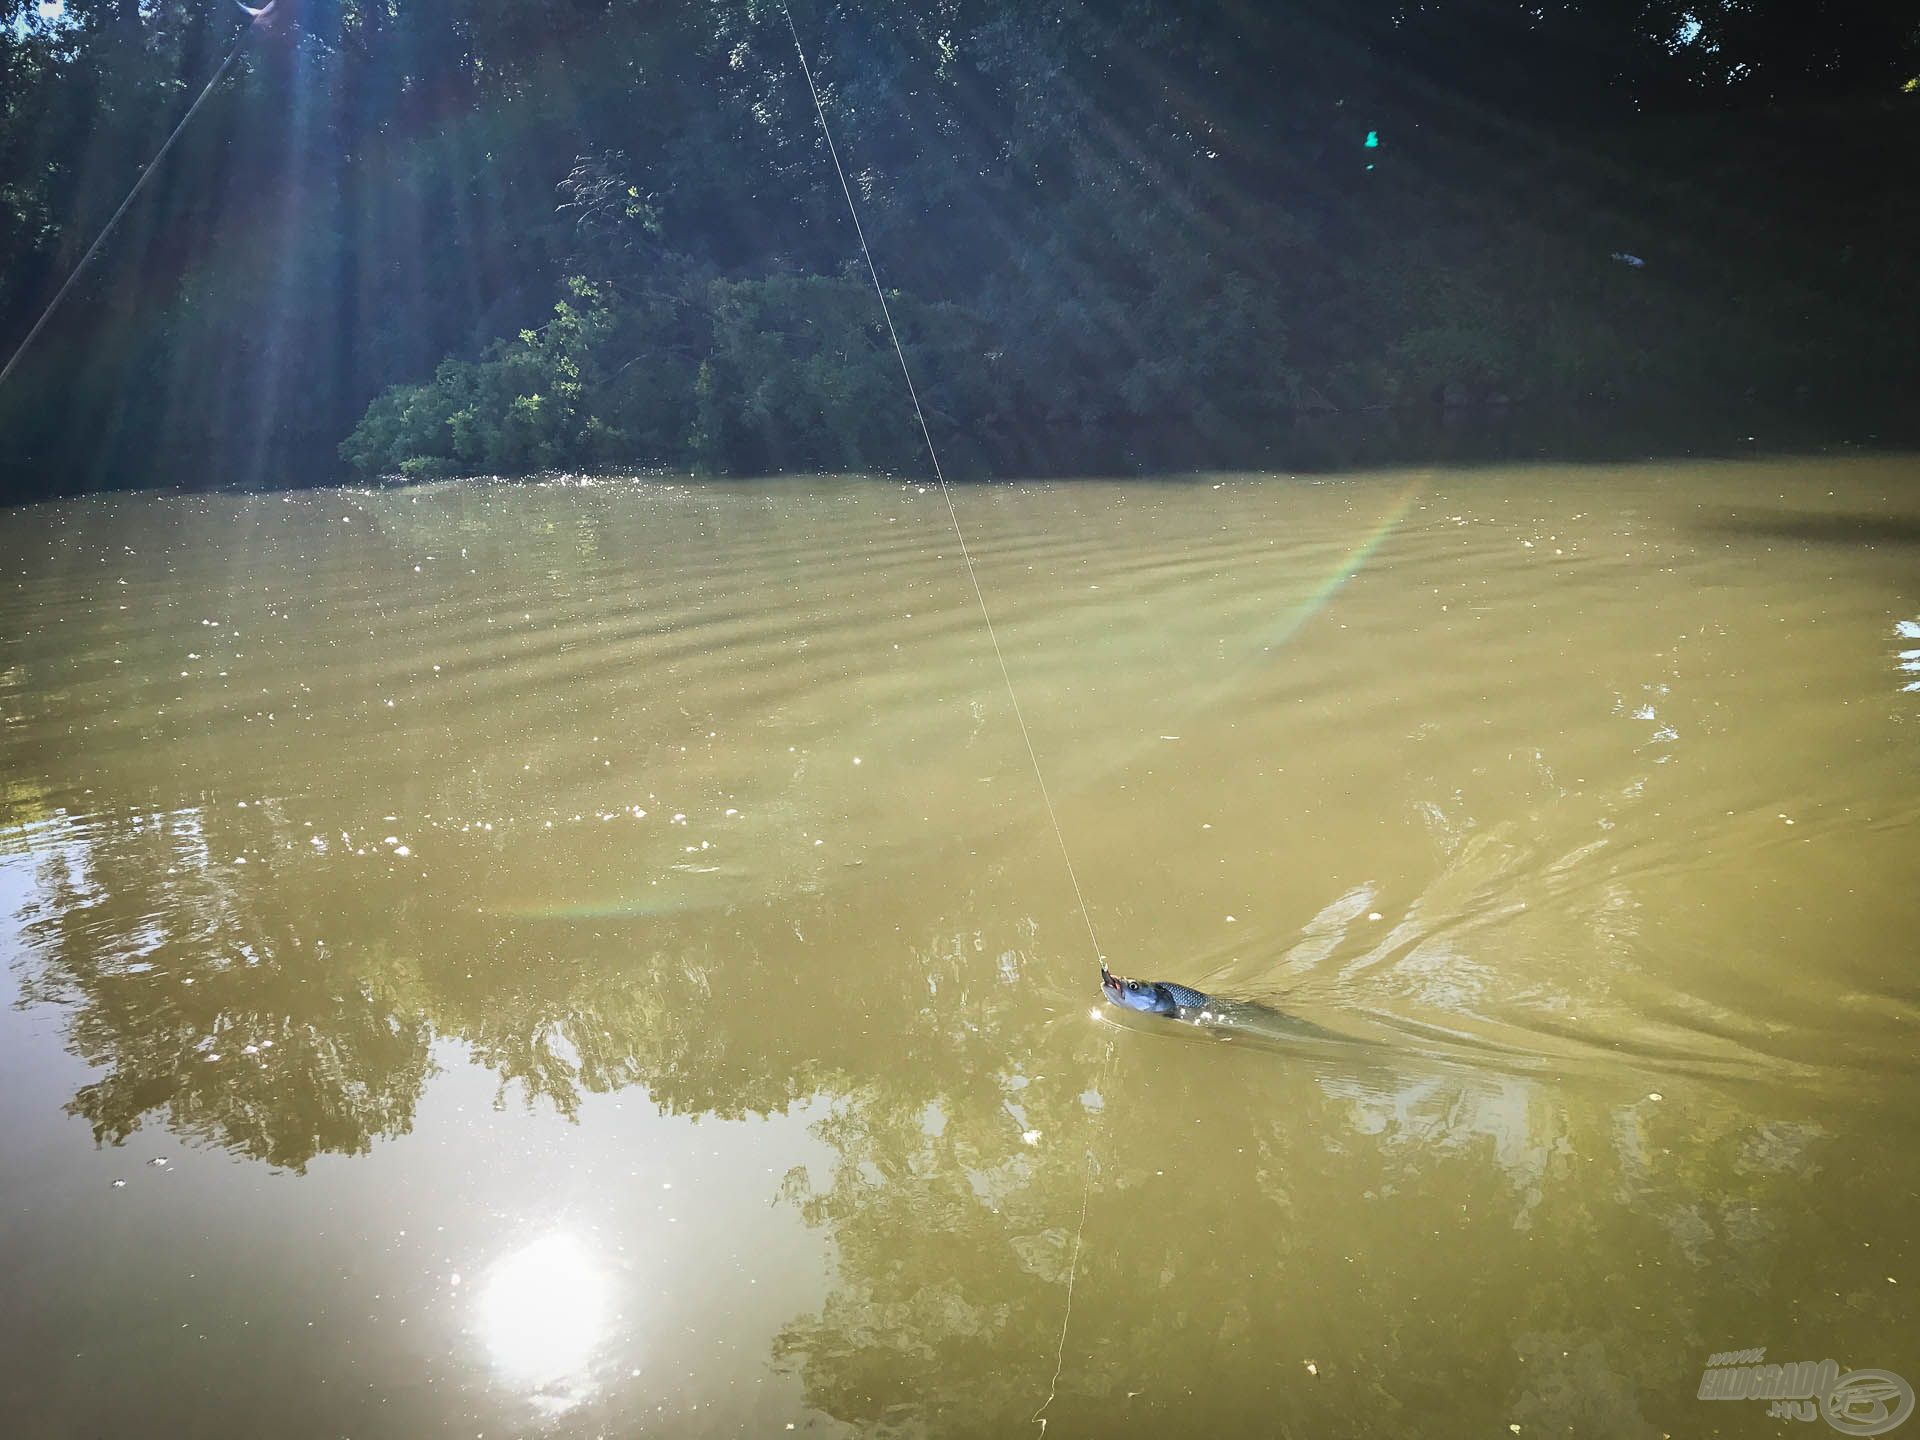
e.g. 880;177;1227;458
0;1;1915;496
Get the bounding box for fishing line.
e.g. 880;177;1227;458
1032;1032;1117;1435
1034;1142;1097;1435
779;11;1119;1424
778;3;1106;974
0;18;257;396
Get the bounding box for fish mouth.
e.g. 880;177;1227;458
1098;963;1123;1000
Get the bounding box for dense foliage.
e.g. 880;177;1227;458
1;1;1916;493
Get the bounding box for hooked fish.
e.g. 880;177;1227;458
1099;961;1355;1049
1100;962;1213;1016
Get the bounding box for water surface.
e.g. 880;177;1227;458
2;459;1917;1436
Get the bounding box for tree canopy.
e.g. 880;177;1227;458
1;1;1915;496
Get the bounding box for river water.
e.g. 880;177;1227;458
1;459;1916;1437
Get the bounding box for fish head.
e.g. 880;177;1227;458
1101;964;1176;1015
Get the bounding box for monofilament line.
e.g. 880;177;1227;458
1031;1033;1116;1434
1033;1143;1097;1435
0;22;255;396
780;2;1106;972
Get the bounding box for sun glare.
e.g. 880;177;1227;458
475;1232;612;1405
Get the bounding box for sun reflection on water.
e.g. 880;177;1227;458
476;1232;612;1408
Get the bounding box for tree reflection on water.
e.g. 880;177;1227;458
1;797;1905;1438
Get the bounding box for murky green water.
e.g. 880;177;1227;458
2;459;1917;1437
